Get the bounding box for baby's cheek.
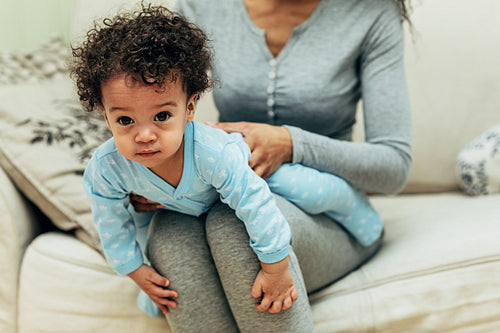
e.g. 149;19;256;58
114;139;134;159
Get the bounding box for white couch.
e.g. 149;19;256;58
1;1;500;332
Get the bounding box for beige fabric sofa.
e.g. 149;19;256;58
1;1;500;332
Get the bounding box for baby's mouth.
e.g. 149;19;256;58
137;150;159;158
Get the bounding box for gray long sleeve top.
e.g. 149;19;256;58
176;0;413;195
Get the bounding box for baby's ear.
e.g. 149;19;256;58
97;103;105;113
98;104;111;129
186;94;198;122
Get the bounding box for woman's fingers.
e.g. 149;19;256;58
206;121;250;134
206;121;292;178
130;192;153;203
129;192;164;213
248;148;280;178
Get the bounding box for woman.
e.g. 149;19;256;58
135;0;413;331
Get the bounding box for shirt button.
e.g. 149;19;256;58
268;71;276;80
267;86;274;94
269;59;277;67
267;110;275;118
267;98;275;107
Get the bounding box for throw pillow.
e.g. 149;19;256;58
0;78;111;249
456;125;500;195
0;35;69;85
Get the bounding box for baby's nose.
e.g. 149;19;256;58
135;126;157;142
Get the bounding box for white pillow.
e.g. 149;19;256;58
0;77;111;249
456;125;500;196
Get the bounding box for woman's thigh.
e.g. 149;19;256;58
205;201;315;333
272;194;383;293
146;210;238;333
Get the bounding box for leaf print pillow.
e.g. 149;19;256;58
0;78;111;249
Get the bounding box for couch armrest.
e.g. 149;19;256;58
0;166;42;333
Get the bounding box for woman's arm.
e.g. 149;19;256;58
213;2;412;195
181;0;412;195
289;4;412;195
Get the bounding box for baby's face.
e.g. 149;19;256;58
99;74;196;171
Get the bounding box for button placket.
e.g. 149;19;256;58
267;59;277;121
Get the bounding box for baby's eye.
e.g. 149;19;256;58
117;116;133;126
155;111;170;122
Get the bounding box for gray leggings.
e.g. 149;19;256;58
146;195;382;333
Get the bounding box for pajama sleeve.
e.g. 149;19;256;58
197;140;291;264
83;157;144;275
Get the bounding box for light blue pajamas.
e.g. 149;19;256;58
84;121;382;317
267;164;383;246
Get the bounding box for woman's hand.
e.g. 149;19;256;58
130;192;164;213
207;121;293;178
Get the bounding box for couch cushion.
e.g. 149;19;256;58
0;167;39;333
0;78;110;249
310;192;500;332
18;193;500;332
18;232;170;333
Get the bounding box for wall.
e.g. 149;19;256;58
0;0;75;52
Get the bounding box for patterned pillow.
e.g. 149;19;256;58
456;125;500;195
0;35;69;85
0;77;111;249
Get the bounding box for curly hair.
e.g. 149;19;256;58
70;3;213;112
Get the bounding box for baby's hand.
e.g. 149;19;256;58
251;256;298;313
127;264;178;314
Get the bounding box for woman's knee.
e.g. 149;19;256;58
205;201;259;269
146;210;206;267
205;201;248;245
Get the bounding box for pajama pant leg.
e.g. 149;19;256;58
266;163;383;245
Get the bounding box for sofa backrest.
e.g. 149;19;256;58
71;0;500;194
399;0;500;193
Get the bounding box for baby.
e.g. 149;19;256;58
71;3;382;318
